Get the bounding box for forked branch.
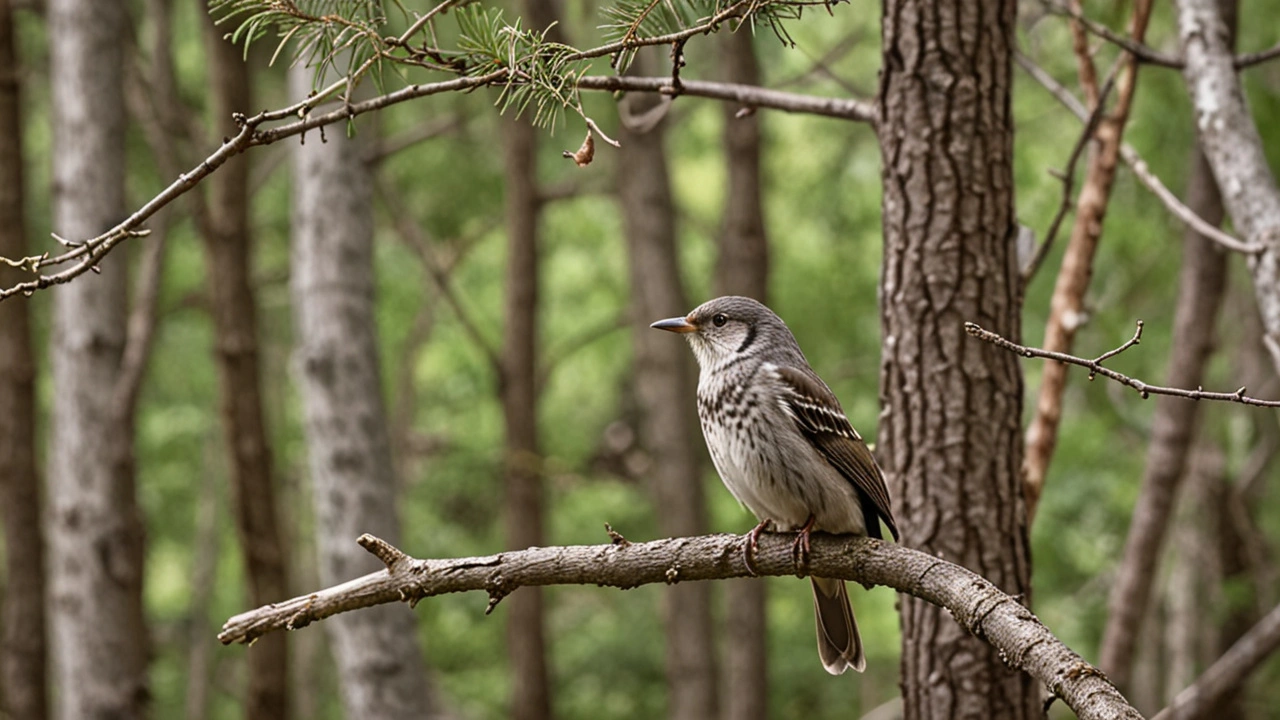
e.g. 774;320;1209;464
967;321;1280;408
220;531;1141;720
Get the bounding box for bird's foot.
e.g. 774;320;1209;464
743;518;774;576
791;514;816;577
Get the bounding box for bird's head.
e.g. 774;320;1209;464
650;295;801;369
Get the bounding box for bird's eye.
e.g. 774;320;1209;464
712;313;727;327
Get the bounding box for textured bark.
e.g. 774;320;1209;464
1022;0;1152;517
715;29;768;720
618;79;719;720
877;1;1037;717
289;65;437;720
201;13;290;720
0;2;47;717
221;533;1142;720
1176;0;1280;373
1100;74;1232;695
46;1;149;718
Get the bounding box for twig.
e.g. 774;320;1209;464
1015;51;1264;255
1022;69;1119;285
1048;0;1183;68
575;75;876;123
218;532;1142;720
1236;42;1280;68
1151;602;1280;720
967;321;1280;407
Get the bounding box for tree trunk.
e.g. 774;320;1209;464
290;65;438;720
877;1;1037;717
201;12;290;720
1099;54;1233;690
46;1;149;718
715;28;769;720
499;1;560;716
0;1;48;717
618;78;719;720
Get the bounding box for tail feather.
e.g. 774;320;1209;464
811;577;865;674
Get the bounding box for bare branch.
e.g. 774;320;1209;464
1152;602;1280;720
967;321;1280;408
576;75;877;123
1235;42;1280;68
1048;0;1183;69
219;531;1142;720
1015;51;1264;254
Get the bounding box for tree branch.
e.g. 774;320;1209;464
219;531;1141;720
1152;601;1280;720
967;320;1280;408
1015;51;1264;255
575;75;876;123
1048;0;1183;69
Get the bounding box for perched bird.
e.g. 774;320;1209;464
651;296;898;674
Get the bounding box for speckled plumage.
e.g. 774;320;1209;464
652;296;898;675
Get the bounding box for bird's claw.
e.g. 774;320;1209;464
742;518;773;576
791;515;816;577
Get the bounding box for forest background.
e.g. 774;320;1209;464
2;0;1280;718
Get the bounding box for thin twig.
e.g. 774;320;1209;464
1015;51;1264;255
1022;69;1119;285
576;74;876;123
1236;42;1280;68
967;321;1280;407
1048;0;1183;68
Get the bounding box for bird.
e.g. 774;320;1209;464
651;295;898;674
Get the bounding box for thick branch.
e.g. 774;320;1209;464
220;532;1140;720
967;321;1280;408
1152;602;1280;720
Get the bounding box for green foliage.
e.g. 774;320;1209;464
211;0;388;85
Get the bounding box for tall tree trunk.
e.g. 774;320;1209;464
1099;0;1235;693
500;1;560;716
877;1;1037;717
46;1;149;718
0;2;48;717
618;76;719;720
201;11;290;720
715;28;768;720
501;113;553;720
289;65;437;720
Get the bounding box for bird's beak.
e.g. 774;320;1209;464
650;316;697;334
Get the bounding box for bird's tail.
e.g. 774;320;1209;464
811;577;865;674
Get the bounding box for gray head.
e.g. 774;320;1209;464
650;296;806;371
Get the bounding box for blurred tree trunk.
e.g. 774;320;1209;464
0;2;48;718
1099;1;1234;693
46;1;150;718
201;12;290;720
290;65;438;720
501;113;553;720
877;1;1037;717
500;0;560;716
715;28;768;720
618;68;719;720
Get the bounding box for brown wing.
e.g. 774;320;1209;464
774;365;899;542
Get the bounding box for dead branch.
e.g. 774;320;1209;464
1152;602;1280;720
219;531;1141;720
1015;51;1264;255
967;321;1280;408
1023;0;1153;520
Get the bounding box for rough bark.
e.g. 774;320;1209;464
46;1;149;718
715;29;768;720
201;12;291;720
877;1;1037;717
1022;0;1152;517
220;533;1143;720
1175;0;1280;373
289;65;437;720
1100;72;1232;694
618;77;719;720
0;1;48;717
